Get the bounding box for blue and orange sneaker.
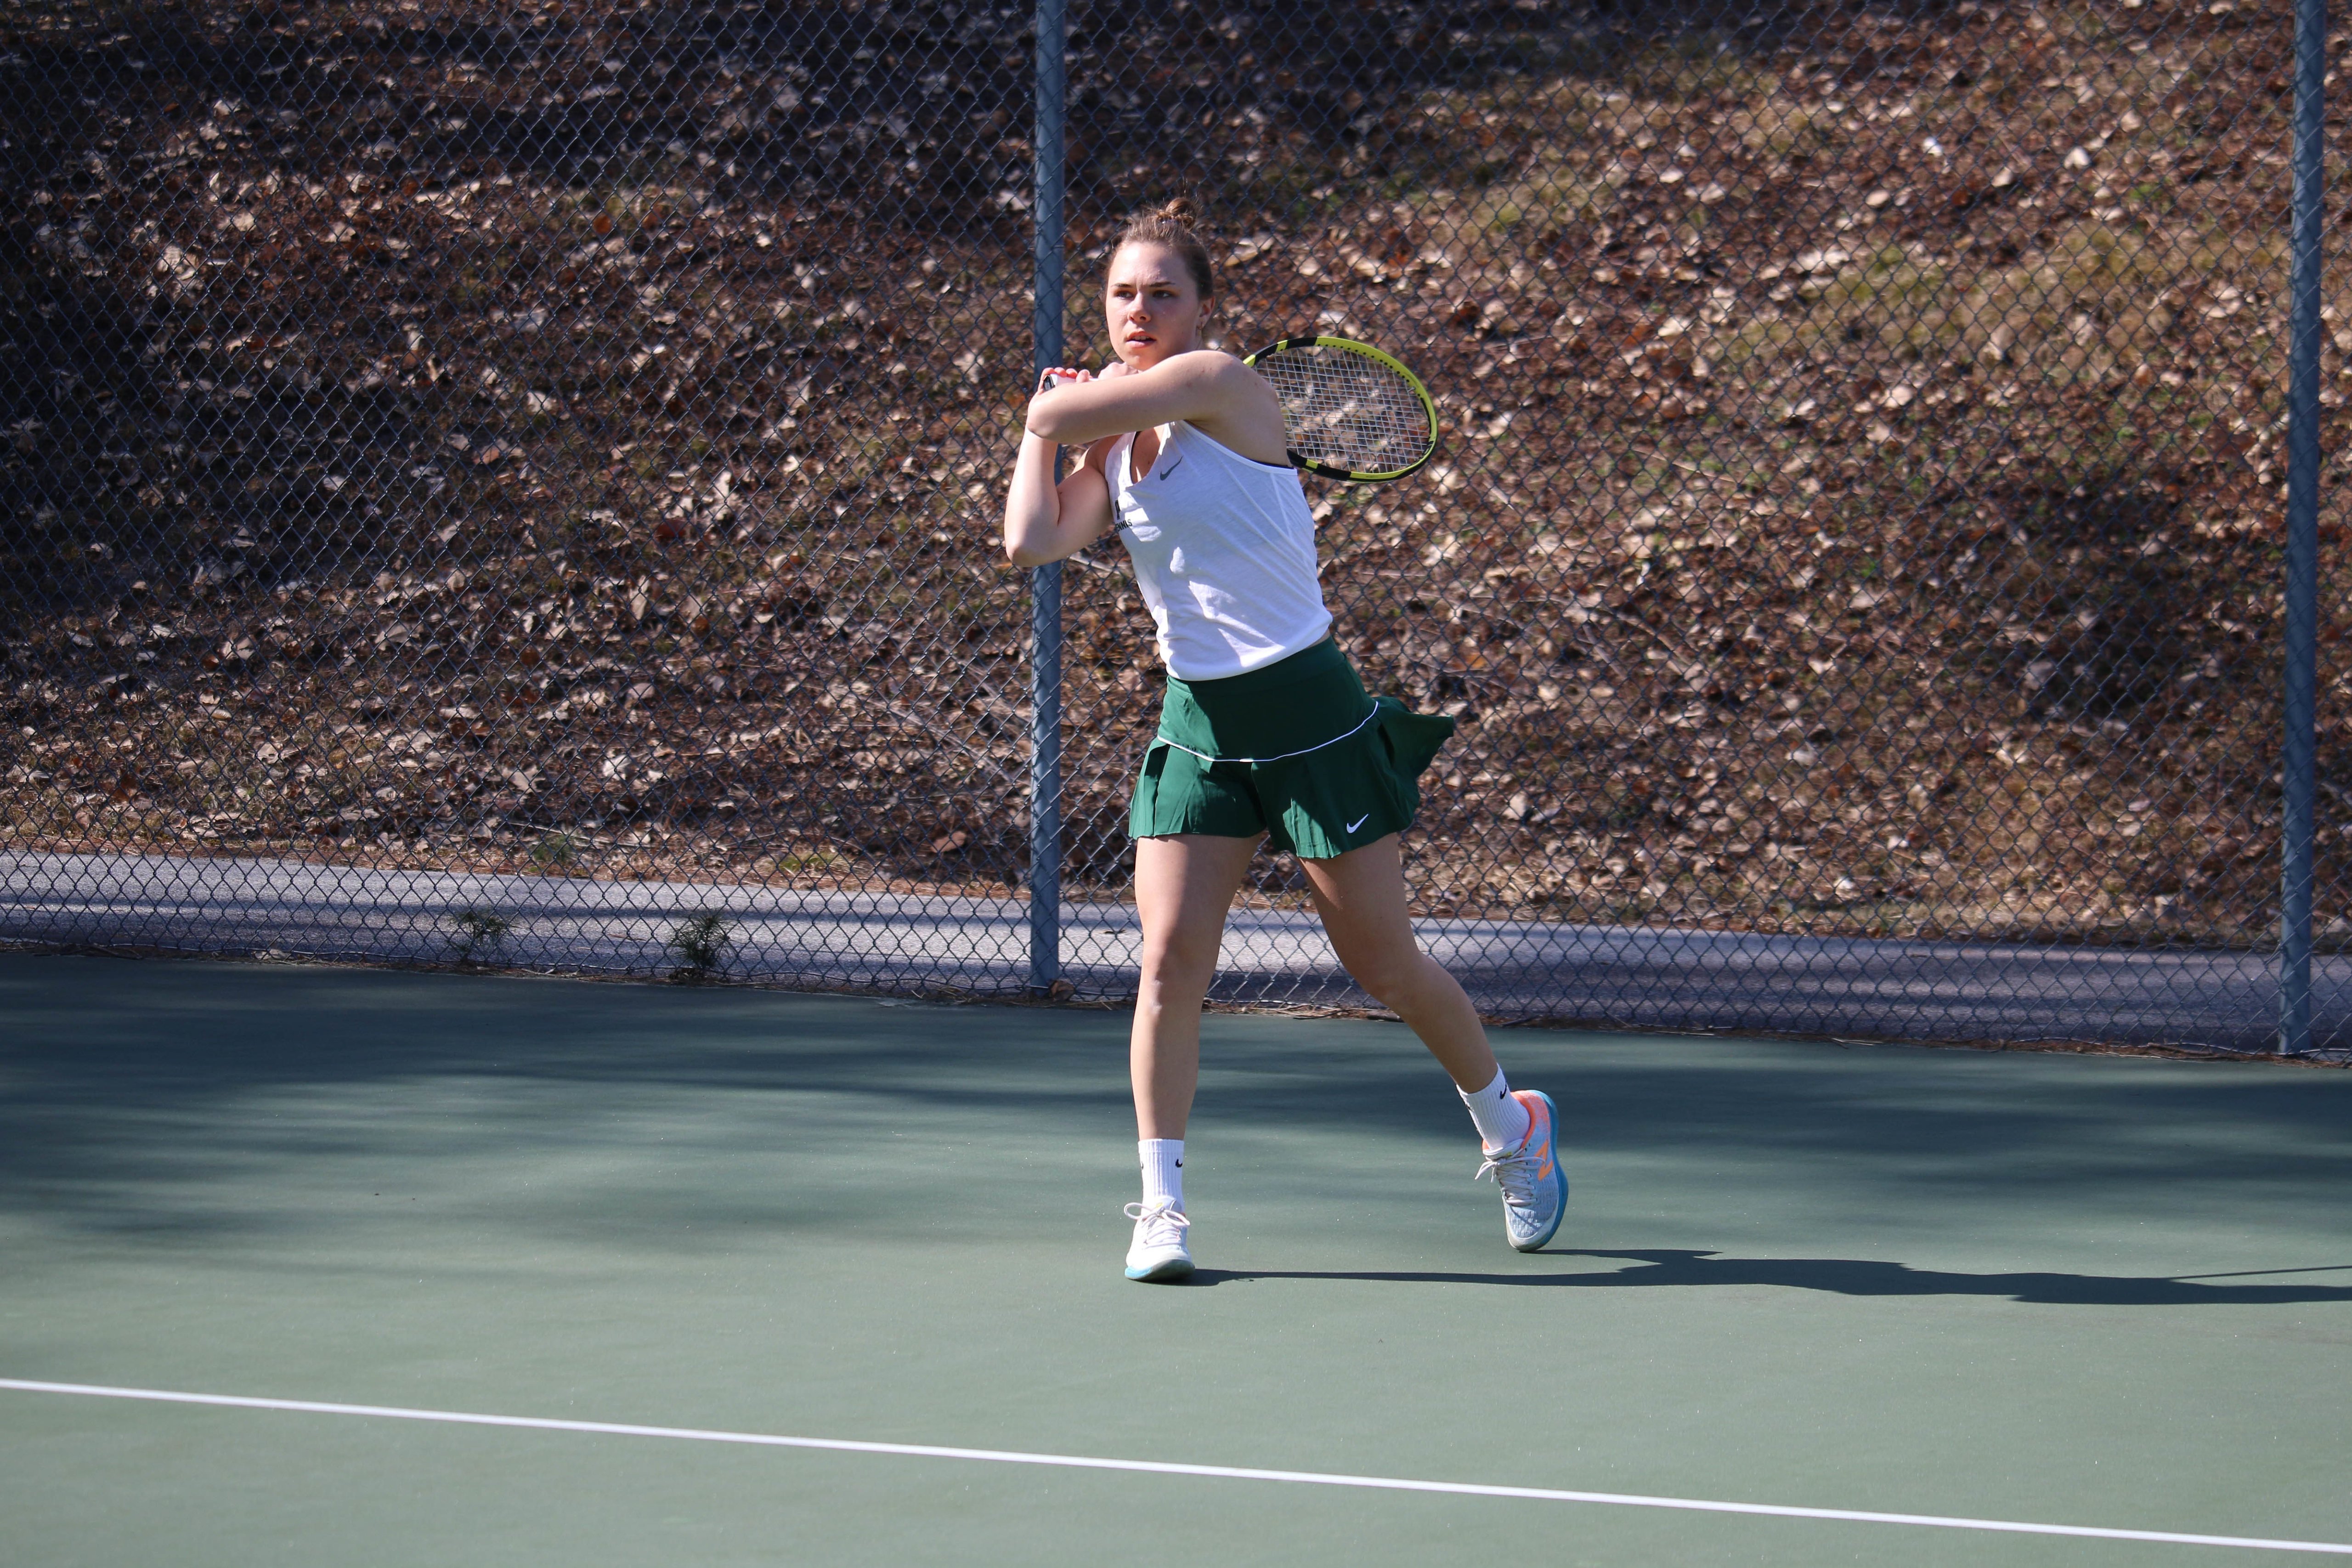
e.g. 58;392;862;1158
1123;1200;1194;1282
1475;1090;1567;1252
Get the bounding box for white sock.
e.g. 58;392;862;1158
1139;1138;1184;1211
1460;1071;1532;1152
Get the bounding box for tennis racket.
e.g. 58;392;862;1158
1242;336;1439;484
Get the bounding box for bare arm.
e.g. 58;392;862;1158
1026;350;1287;464
1004;373;1118;567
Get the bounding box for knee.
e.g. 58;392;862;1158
1337;945;1428;1007
1140;933;1221;991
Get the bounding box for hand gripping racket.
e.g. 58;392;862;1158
1241;336;1439;484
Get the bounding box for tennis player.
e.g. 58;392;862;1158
1001;199;1565;1282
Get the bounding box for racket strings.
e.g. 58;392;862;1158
1256;348;1433;473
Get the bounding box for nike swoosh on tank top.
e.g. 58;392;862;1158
1107;421;1334;681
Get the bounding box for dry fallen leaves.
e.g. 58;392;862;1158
0;0;2333;948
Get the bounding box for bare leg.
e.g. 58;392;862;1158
1299;834;1499;1092
1130;833;1261;1140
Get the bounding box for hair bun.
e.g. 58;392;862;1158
1115;196;1216;300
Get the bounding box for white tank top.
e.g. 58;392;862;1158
1106;421;1332;681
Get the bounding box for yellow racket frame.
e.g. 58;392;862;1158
1242;335;1440;484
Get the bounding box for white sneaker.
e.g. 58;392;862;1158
1474;1090;1568;1252
1123;1200;1193;1282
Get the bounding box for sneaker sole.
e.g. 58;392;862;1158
1510;1091;1570;1253
1125;1257;1195;1283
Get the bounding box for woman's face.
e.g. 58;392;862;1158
1104;242;1209;371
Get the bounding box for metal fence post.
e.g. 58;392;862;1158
2279;0;2330;1055
1027;0;1068;995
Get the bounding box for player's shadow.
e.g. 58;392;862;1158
1188;1251;2352;1306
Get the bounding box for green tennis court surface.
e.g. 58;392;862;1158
2;953;2348;1566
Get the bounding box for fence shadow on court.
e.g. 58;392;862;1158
5;957;2349;1245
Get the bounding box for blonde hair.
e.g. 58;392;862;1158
1114;197;1215;301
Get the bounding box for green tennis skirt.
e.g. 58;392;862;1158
1128;639;1456;859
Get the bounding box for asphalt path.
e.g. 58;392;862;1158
3;850;2342;1052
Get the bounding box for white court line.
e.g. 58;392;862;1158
5;1376;2349;1557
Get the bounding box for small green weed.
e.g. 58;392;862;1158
530;831;579;871
667;912;732;981
448;907;514;964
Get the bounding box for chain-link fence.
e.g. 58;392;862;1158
2;0;2344;1053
